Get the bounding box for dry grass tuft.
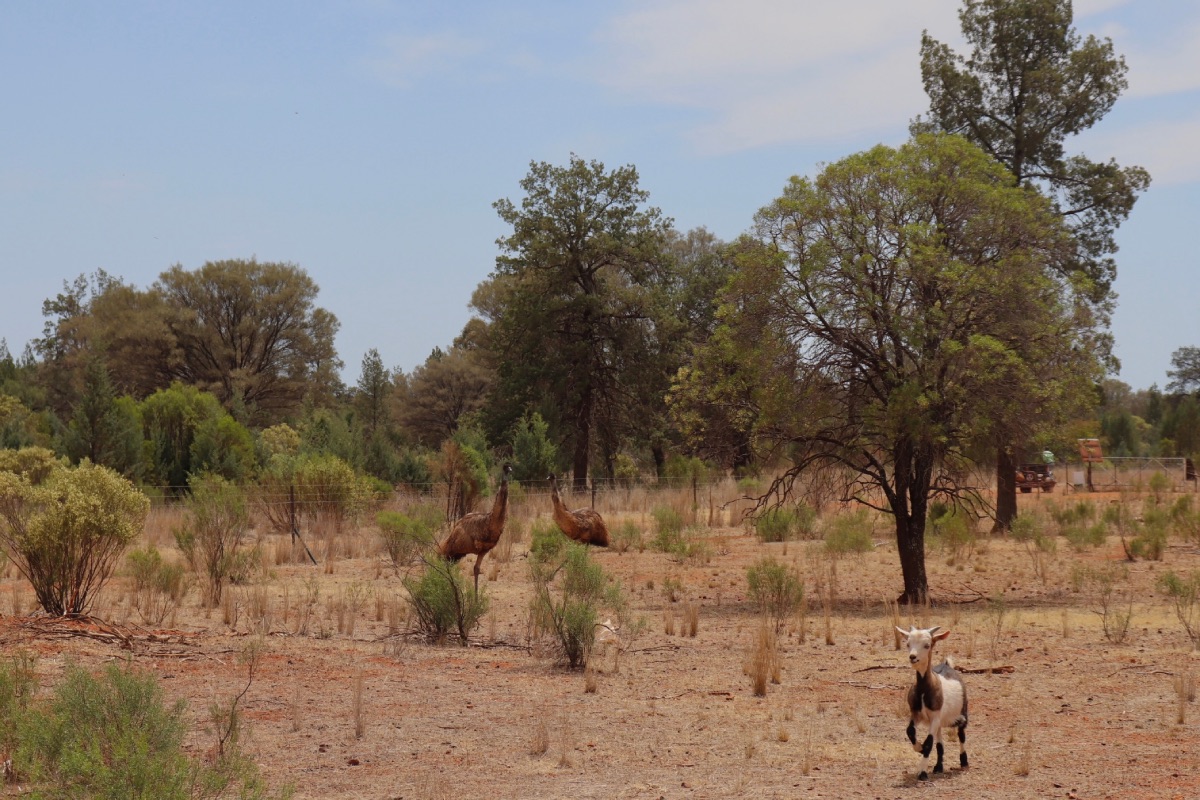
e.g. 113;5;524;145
683;602;699;637
746;623;778;697
1175;669;1196;724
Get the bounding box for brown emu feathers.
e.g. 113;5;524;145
437;463;512;590
547;474;609;547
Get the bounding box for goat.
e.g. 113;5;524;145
896;625;969;780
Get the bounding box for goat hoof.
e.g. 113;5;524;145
933;764;944;774
961;753;969;768
917;771;929;781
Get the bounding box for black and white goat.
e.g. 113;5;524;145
896;625;969;780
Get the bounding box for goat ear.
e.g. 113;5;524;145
932;629;951;642
895;626;911;639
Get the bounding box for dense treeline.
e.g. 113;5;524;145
0;1;1192;603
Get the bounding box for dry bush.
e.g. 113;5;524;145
746;623;778;697
663;607;676;636
683;602;699;637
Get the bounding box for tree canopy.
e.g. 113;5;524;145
674;134;1106;602
477;155;675;488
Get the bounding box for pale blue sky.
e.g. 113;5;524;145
1;1;1196;392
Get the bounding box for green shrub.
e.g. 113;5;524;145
11;661;287;799
1050;500;1096;527
257;452;374;535
611;520;643;554
1129;507;1169;561
1159;570;1200;648
0;651;37;761
529;542;622;669
175;473;251;608
755;505;817;543
1062;522;1108;552
529;519;569;564
126;546;188;625
403;557;488;645
928;505;975;558
1170;496;1200;543
824;510;874;557
376;506;440;572
746;556;804;631
0;458;149;616
651;506;685;553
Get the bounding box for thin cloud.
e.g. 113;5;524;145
365;32;482;88
1081;117;1200;186
593;0;961;154
1125;21;1200;98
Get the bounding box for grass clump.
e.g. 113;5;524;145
611;520;643;554
755;505;817;543
746;556;804;632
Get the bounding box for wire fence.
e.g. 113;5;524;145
1060;457;1197;493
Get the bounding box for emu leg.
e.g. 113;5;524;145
473;555;483;593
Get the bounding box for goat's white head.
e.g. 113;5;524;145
896;626;950;672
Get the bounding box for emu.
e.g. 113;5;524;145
896;625;969;780
547;474;609;547
437;463;512;591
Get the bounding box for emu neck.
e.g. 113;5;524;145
489;478;509;526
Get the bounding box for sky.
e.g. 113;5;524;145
1;0;1197;393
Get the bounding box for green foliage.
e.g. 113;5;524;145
510;412;558;484
189;414;256;483
0;445;63;484
62;359;143;479
482;155;675;487
676;133;1103;604
663;455;710;482
10;660;287;799
139;383;230;493
175;473;251;608
1159;570;1200;648
258;452;374;535
824;510;874;557
402;556;488;645
1169;495;1200;543
258;423;301;460
528;519;568;564
0;651;37;761
746;556;804;631
650;506;684;552
376;506;441;572
927;504;975;559
919;0;1149;298
0;459;149;616
755;505;817;543
1062;521;1108;552
126;546;188;625
611;520;643;554
1049;500;1096;527
529;541;622;669
1125;504;1170;562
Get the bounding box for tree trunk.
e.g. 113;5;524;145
571;387;593;492
994;450;1018;532
895;512;929;605
651;443;665;479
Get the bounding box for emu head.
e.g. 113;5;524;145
501;462;513;477
896;626;951;673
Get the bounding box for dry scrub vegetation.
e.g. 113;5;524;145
3;480;1200;798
